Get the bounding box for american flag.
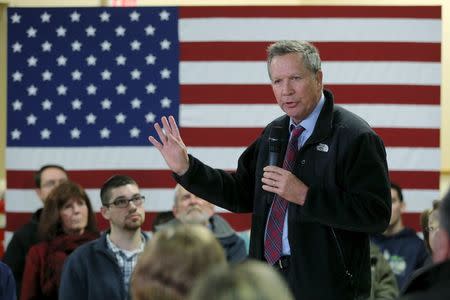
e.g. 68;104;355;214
5;6;441;244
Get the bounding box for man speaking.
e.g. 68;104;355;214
148;40;391;300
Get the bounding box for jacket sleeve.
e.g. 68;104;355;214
58;254;84;300
3;232;27;296
20;246;42;300
302;131;391;233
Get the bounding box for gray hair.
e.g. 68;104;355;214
439;188;450;235
266;40;321;79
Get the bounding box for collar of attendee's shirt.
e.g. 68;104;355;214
106;233;146;258
289;92;325;147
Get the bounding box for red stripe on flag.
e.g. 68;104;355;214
181;85;440;105
403;212;423;233
180;6;441;18
5;212;252;232
374;128;439;147
181;42;440;62
389;171;440;189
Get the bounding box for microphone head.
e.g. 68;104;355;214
269;126;283;153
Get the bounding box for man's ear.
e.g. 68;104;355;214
432;229;450;263
100;206;110;220
400;201;407;213
35;188;44;202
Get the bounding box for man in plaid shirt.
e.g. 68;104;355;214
59;175;148;300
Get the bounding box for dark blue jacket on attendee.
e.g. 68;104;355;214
0;261;17;300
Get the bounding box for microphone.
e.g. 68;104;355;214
268;126;284;166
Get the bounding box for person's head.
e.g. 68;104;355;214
100;175;145;233
432;189;450;263
173;184;215;226
267;40;323;124
38;180;97;241
388;182;405;230
189;260;294;300
34;164;68;202
428;200;441;255
131;224;226;300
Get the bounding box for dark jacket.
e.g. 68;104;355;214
3;209;42;298
21;232;99;300
175;90;391;300
59;231;148;300
371;228;429;289
399;259;450;300
159;214;247;263
0;261;16;300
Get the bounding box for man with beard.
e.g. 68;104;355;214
156;184;247;263
59;175;147;300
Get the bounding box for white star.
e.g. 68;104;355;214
10;13;21;24
26;114;37;125
40;128;51;139
56;113;67;124
12;42;22;53
56;26;67;37
145;112;156;123
86;26;96;37
129;11;140;22
41;41;52;52
115;55;126;66
27;27;37;38
27;56;38;67
161;97;172;108
130;69;141;80
86;55;97;66
27;85;38;96
130;127;140;138
86;113;97;124
145;25;155;36
86;84;97;95
115;113;126;124
130;40;141;51
40;12;51;23
71;40;82;51
146;83;156;94
70;11;81;22
145;54;156;65
57;55;67;66
42;70;52;81
70;128;81;139
57;84;68;95
159;10;170;21
101;98;112;109
11;129;21;140
116;83;127;95
131;98;141;109
101;69;112;80
99;11;110;22
72;98;82;110
100;40;112;51
100;127;111;139
71;69;82;80
12;71;23;82
160;68;171;79
42;99;53;110
115;26;126;37
160;39;171;50
12;99;23;111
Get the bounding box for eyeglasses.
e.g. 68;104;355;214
106;195;145;208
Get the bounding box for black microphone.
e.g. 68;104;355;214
268;126;284;166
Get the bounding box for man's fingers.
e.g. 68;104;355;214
153;123;167;144
168;115;181;138
148;136;162;150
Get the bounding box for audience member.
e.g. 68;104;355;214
131;224;226;300
189;259;294;300
59;175;147;300
371;182;428;289
3;164;68;297
155;184;247;262
399;189;450;299
20;181;99;300
369;243;398;300
0;261;16;300
420;200;440;256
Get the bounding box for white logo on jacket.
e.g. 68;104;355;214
316;143;329;152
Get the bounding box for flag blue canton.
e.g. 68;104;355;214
7;7;179;146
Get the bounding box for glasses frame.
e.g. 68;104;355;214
105;195;145;208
